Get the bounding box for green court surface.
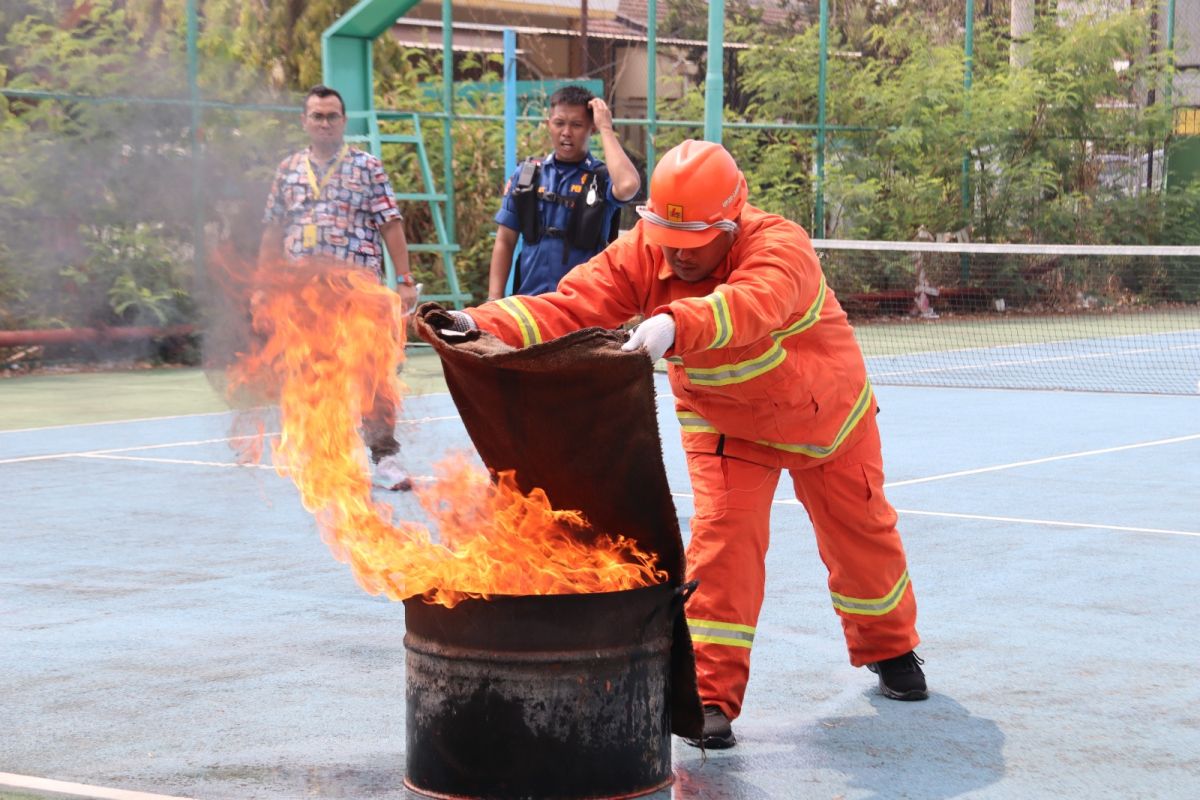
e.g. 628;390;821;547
0;347;448;432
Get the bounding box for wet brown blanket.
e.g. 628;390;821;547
415;304;703;739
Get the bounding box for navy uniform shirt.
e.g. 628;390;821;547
494;152;627;296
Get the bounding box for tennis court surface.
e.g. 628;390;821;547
3;344;1199;799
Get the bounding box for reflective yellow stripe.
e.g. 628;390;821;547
495;297;542;347
691;633;754;648
686;342;788;386
684;277;826;387
676;380;873;460
830;570;910;617
690;618;755;634
755;380;873;457
705;291;733;349
688;618;755;649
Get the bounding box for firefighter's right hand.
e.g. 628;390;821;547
621;313;675;362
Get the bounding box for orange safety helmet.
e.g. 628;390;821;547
636;139;747;249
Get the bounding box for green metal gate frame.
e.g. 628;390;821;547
322;0;467;306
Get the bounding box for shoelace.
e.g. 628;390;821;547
884;651;924;673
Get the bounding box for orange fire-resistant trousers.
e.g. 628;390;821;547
683;411;919;721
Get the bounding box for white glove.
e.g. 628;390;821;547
445;309;478;332
621;314;676;362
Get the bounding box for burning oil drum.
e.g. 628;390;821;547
403;581;683;799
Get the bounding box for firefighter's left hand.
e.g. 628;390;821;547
421;307;477;334
622;314;675;362
589;98;615;133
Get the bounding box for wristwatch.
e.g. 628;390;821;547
398;273;416;287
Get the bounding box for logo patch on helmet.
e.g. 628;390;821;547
667;204;685;222
721;177;742;208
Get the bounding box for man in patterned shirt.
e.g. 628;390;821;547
259;85;416;491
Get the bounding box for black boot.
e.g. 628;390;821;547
867;650;928;700
683;705;737;749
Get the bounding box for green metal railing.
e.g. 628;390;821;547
349;110;465;305
3;0;1191;306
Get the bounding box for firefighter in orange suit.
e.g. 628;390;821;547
436;140;927;749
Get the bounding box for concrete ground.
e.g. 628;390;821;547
2;352;1198;799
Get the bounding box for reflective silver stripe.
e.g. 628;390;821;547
495;297;542;347
770;275;826;340
706;291;733;349
830;570;911;617
677;380;873;460
635;205;740;233
755;380;873;457
686;343;788;386
688;619;755;649
683;276;826;387
677;412;719;434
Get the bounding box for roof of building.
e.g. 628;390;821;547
617;0;810;34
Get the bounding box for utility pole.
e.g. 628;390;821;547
1010;0;1034;68
581;0;590;76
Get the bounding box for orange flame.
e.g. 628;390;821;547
222;255;665;606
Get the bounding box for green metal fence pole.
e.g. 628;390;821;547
960;0;975;283
1163;0;1177;189
1166;0;1177;80
961;0;975;219
703;0;725;144
815;0;829;236
442;0;456;244
186;0;204;286
647;0;658;170
1166;0;1177;65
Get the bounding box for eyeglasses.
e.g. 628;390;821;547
307;112;344;124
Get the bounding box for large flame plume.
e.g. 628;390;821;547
219;255;665;606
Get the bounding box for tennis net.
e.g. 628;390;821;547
813;240;1200;395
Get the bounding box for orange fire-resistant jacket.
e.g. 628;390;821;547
466;204;873;463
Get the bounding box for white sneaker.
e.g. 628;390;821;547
373;454;413;491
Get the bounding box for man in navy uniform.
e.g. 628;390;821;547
487;85;641;300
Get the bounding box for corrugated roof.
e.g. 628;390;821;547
616;0;810;33
398;0;810;48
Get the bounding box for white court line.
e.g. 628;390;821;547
0;415;460;466
883;432;1200;487
81;453;278;470
77;453;441;487
664;433;1200;496
669;492;1199;538
0;771;194;800
894;509;1199;538
81;453;441;487
0;434;276;465
870;342;1200;379
0;396;454;435
0;409;236;435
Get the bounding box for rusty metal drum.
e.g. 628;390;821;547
403;582;679;800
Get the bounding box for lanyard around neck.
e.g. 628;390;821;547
304;144;349;198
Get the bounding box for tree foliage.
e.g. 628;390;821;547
664;3;1195;250
2;0;1196;338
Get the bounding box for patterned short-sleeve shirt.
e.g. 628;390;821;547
262;145;402;273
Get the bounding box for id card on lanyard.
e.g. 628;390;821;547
302;144;348;249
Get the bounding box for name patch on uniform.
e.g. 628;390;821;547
667;204;685;222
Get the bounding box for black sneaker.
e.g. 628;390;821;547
683;705;737;749
867;650;928;700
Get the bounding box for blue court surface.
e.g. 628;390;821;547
2;373;1199;799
